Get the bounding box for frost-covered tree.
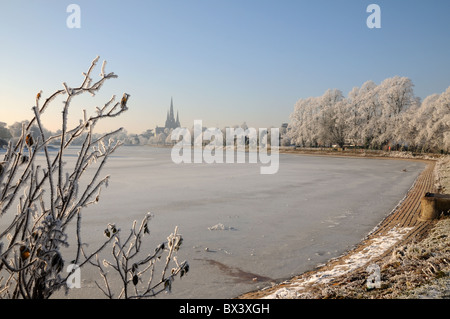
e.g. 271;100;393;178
375;76;417;147
396;100;421;151
433;87;450;152
287;97;321;147
0;57;188;299
7;122;25;139
413;93;439;151
0;122;11;140
287;89;347;148
347;80;380;148
165;129;175;145
317;89;347;147
285;76;445;152
412;87;450;152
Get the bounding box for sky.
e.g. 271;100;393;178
1;0;450;134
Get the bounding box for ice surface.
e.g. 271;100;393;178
24;146;425;299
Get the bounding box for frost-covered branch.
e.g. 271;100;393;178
91;214;189;299
0;57;119;298
0;57;188;299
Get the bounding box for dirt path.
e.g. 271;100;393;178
237;157;437;299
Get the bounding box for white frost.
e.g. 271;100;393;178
263;226;413;299
207;223;236;231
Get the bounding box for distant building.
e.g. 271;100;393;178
155;98;181;134
280;123;289;134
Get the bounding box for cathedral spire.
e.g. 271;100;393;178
162;97;180;130
165;110;170;128
169;97;174;121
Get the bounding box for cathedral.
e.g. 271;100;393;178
155;98;180;134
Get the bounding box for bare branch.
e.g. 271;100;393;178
0;57;188;299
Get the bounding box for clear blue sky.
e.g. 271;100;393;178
1;0;450;134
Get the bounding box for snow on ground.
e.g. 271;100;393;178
434;155;450;192
399;156;450;299
262;226;413;299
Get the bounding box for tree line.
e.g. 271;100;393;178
0;121;268;148
0;121;156;147
284;76;450;153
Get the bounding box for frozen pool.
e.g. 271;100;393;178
31;146;425;299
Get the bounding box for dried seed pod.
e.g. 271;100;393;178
143;223;149;234
121;93;130;109
180;262;189;279
20;245;30;260
164;278;172;292
25;134;34;147
132;274;138;286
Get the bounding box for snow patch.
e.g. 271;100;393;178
263;226;413;299
207;223;236;231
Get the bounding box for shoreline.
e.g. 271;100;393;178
236;149;449;299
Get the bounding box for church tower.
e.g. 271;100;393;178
176;111;180;127
164;97;180;130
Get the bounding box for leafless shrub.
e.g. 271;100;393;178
0;57;187;299
90;213;189;299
